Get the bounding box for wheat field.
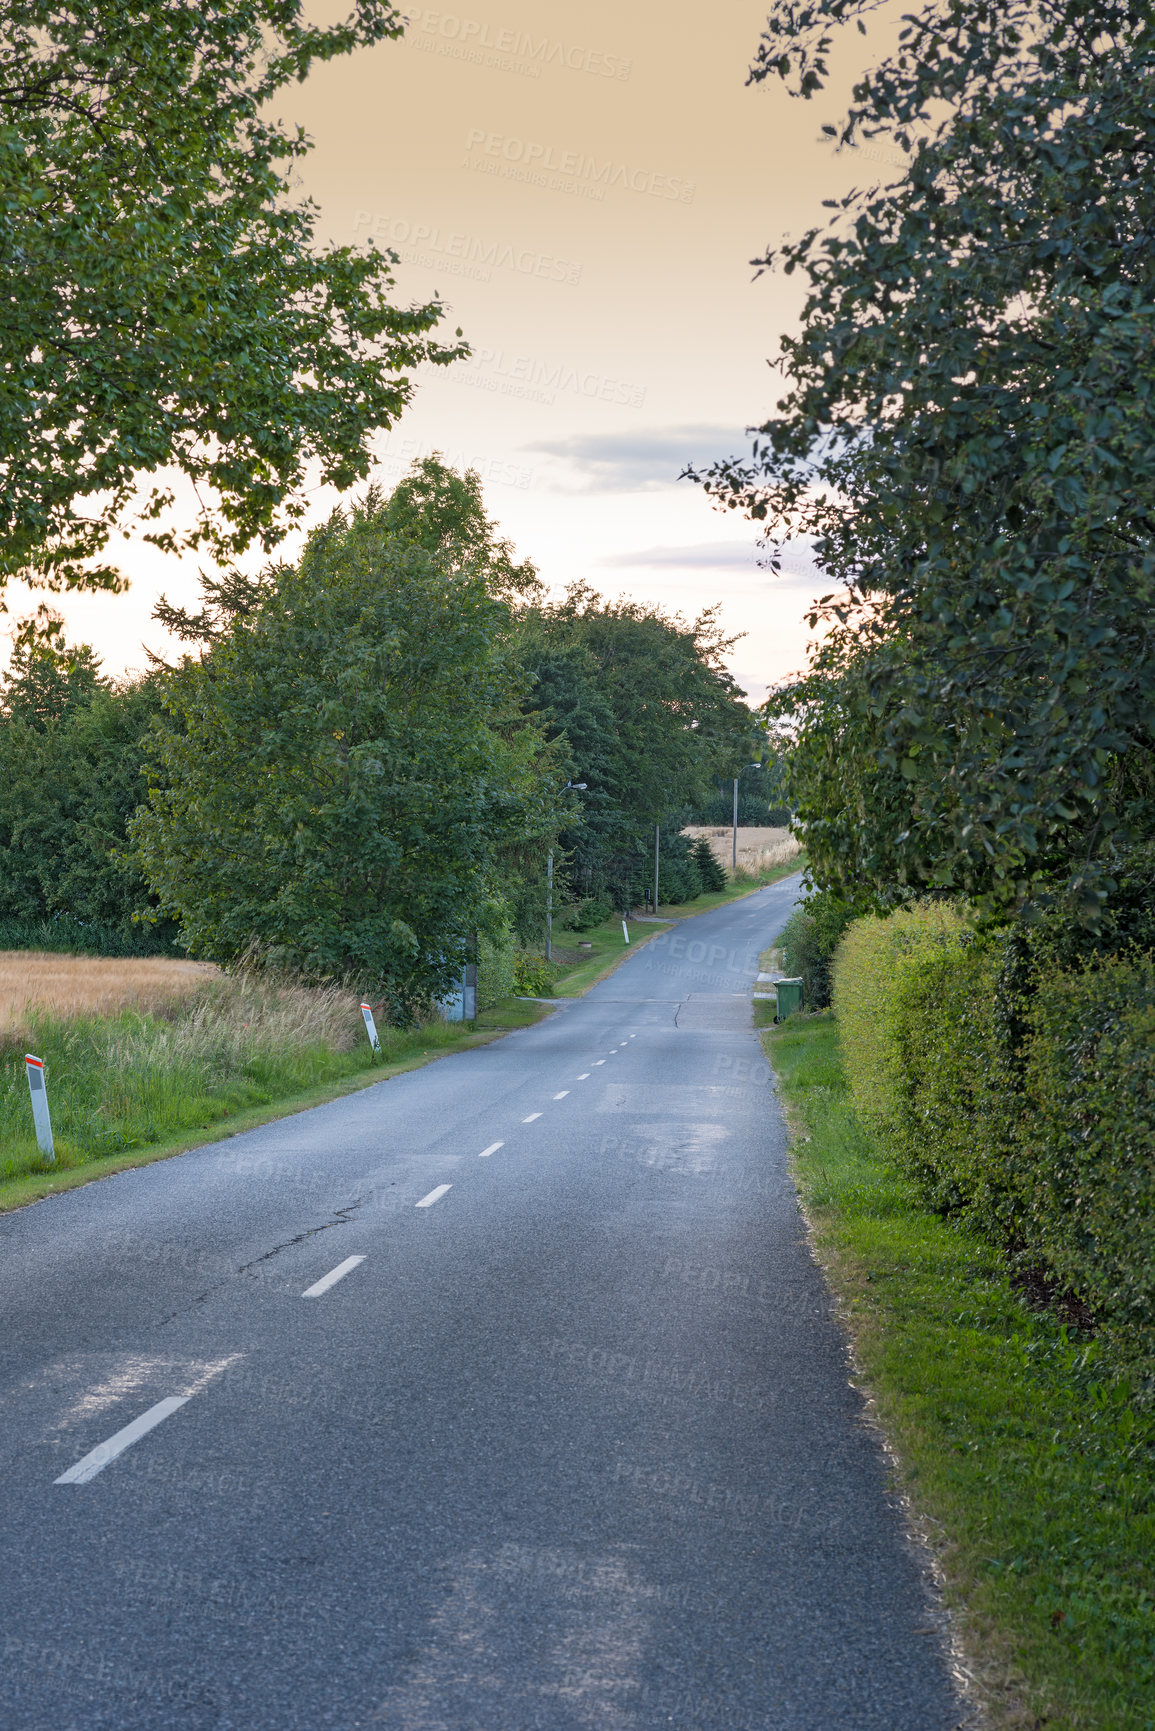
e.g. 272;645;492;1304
682;826;802;874
0;951;220;1025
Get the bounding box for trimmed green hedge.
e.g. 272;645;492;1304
1024;958;1155;1356
831;900;973;1138
833;904;1155;1382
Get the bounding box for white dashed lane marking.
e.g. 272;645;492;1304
416;1185;452;1208
55;1397;191;1485
522;1113;542;1123
553;1091;569;1100
577;1073;590;1081
302;1255;366;1299
478;1142;503;1158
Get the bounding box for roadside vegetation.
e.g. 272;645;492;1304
715;3;1155;1705
766;1011;1155;1730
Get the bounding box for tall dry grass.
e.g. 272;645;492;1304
0;951;218;1029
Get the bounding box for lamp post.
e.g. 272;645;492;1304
546;781;586;960
732;762;765;876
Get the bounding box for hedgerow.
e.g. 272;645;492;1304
833;902;1155;1384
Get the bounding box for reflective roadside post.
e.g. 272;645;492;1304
360;1003;381;1054
25;1054;55;1164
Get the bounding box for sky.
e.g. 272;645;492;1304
15;1;893;702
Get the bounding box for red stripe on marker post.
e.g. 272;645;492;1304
360;1003;381;1053
24;1054;55;1164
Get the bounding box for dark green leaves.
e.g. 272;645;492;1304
707;0;1155;917
0;1;464;595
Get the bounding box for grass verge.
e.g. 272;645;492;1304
764;1011;1155;1731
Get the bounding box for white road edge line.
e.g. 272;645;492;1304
55;1397;190;1485
416;1184;452;1207
302;1254;366;1299
479;1141;504;1158
553;1091;569;1100
522;1112;542;1123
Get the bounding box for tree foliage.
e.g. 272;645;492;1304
132;481;559;1007
516;586;755;905
0;0;463;599
0;635;174;944
704;0;1155;917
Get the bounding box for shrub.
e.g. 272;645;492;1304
1021;956;1155;1369
513;951;557;997
883;936;1016;1226
476;928;516;1010
832;899;973;1138
834;899;1155;1378
568;895;613;932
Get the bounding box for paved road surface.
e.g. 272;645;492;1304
0;875;966;1729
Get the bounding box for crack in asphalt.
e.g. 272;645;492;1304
236;1196;370;1275
155;1197;371;1326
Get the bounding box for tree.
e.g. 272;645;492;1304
0;635;175;945
702;0;1155;918
132;489;559;1009
516;586;754;907
0;1;463;601
691;836;728;893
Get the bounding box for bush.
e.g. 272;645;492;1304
882;935;1015;1225
477;928;516;1010
513;951;557;997
1022;957;1155;1368
779;888;857;1007
834;900;1155;1380
832;899;973;1138
568;895;613;932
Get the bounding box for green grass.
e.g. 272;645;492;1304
764;1012;1155;1730
549;916;665;996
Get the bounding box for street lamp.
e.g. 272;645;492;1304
732;762;764;874
546;781;587;961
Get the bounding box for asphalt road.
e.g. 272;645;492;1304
0;875;966;1730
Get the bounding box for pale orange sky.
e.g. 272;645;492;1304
14;2;894;702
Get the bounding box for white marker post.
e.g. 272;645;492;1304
360;1002;381;1054
25;1054;55;1165
621;919;630;944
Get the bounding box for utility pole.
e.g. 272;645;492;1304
732;777;739;873
545;848;553;961
653;824;660;915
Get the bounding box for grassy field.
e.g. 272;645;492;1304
765;1011;1155;1730
0;949;218;1024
